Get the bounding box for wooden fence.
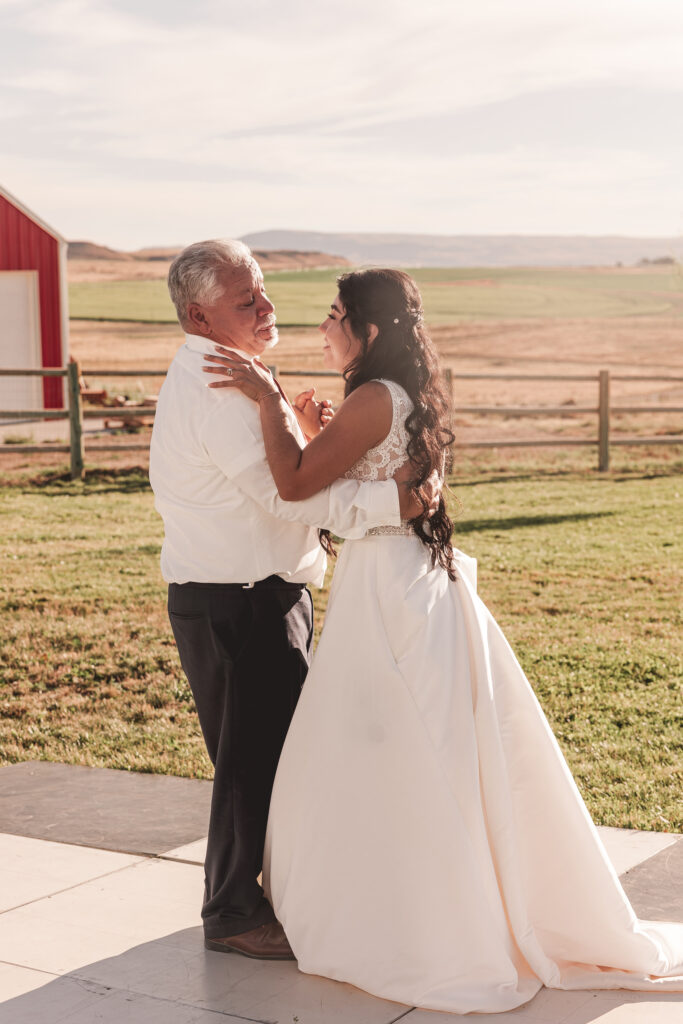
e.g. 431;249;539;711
1;364;682;479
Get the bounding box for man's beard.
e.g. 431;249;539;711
261;328;279;350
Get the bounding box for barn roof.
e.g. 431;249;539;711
0;184;66;245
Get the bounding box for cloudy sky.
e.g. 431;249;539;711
1;0;682;248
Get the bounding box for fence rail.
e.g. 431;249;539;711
1;364;682;478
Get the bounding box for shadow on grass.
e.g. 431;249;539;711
451;466;593;488
4;466;152;495
453;458;683;488
455;510;616;533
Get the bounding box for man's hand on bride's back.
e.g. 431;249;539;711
394;465;442;521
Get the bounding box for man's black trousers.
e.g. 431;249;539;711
168;577;313;938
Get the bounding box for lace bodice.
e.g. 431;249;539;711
344;378;413;482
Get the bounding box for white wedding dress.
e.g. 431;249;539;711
263;378;683;1015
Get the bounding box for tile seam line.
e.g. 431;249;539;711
0;958;272;1023
157;853;204;866
622;834;683;878
0;831;206;860
68;962;419;1024
64;974;275;1023
388;1008;418;1022
0;856;150;914
0;959;60;981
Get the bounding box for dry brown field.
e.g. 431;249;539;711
69;315;683;440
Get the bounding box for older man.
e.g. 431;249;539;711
150;239;418;961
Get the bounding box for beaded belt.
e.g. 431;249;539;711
366;524;413;537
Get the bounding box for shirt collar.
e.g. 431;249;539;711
184;333;256;364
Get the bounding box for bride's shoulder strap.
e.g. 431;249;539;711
372;377;408;403
372;377;412;415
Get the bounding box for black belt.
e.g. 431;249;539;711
170;575;306;592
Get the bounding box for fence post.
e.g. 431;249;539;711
444;367;453;400
443;368;455;463
67;360;85;480
444;368;454;429
598;369;610;472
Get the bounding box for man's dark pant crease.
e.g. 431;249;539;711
168;577;313;938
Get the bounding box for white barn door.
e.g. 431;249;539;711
0;271;43;416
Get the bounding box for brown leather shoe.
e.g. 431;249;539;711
204;921;296;961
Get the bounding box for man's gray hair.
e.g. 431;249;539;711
168;239;254;324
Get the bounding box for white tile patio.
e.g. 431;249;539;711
0;832;143;913
0;826;680;1023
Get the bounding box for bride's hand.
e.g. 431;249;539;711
202;347;279;403
293;387;334;438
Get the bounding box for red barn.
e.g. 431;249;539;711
0;185;68;409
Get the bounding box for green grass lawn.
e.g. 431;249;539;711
1;460;681;830
68;265;683;324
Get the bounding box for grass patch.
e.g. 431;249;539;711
3;433;34;445
451;461;682;830
1;463;680;830
68;265;683;324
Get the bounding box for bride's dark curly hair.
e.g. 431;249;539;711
333;268;456;579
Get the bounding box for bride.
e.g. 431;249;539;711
203;268;683;1015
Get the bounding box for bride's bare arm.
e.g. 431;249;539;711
256;382;392;500
262;392;444;516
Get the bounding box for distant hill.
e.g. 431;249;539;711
130;246;180;261
241;230;683;268
70;232;683;270
68;241;349;271
254;249;350;270
130;246;350;271
68;241;134;261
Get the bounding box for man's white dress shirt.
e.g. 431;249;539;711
149;334;401;586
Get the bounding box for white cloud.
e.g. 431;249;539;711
20;0;144;44
3;68;88;95
1;0;682;244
